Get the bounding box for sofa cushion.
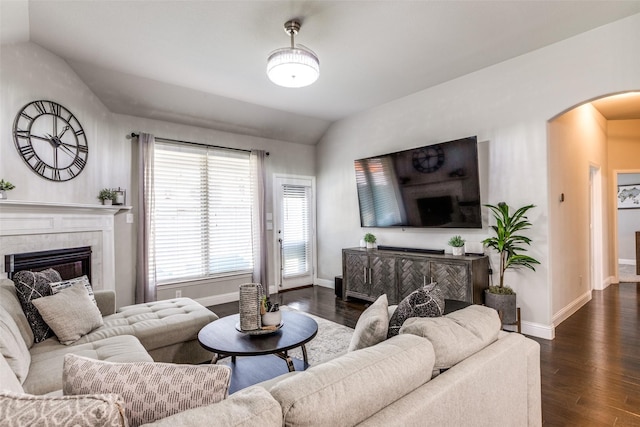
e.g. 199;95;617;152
270;334;435;427
12;269;63;343
71;298;217;352
0;279;35;348
141;386;281;427
63;354;231;427
49;275;97;304
388;282;444;338
399;304;501;369
0;354;24;394
348;294;389;351
32;282;104;345
0;391;127;427
24;335;153;395
0;307;31;384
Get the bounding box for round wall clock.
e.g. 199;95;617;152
412;146;445;173
12;100;88;181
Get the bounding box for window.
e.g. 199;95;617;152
151;141;253;284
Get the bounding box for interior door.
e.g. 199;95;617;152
274;176;315;290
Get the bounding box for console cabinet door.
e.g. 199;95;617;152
429;260;471;302
369;254;397;303
344;252;368;300
398;257;430;301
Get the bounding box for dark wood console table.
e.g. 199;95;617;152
342;247;489;305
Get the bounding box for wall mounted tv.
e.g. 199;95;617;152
354;136;482;228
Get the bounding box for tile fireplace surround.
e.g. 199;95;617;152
0;200;130;291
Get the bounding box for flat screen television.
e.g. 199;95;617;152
354;136;482;228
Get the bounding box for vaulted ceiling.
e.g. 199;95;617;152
2;1;639;144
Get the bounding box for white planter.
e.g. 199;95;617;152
452;246;464;256
262;311;282;326
102;199;113;206
0;190;6;200
366;242;374;249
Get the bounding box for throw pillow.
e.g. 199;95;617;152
348;294;389;351
49;275;97;305
32;282;104;345
0;308;31;384
12;268;62;343
387;281;444;338
63;354;232;427
0;391;127;427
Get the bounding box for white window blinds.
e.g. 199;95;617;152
282;184;311;278
152;141;253;284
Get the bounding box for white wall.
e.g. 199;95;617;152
316;14;640;339
1;42;315;308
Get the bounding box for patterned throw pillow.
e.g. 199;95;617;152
0;392;127;427
12;269;62;343
32;282;104;345
63;354;232;427
387;282;444;338
49;275;97;305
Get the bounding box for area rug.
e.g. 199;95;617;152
619;264;640;283
280;306;354;366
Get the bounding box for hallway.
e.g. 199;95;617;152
532;282;640;425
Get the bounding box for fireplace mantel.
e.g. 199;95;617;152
0;200;131;289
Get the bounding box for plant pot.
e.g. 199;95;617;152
102;199;113;206
261;311;282;326
484;290;517;324
452;246;464;256
0;190;6;200
366;242;374;249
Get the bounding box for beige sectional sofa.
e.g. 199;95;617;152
0;278;217;395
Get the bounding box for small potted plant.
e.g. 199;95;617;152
0;179;15;200
260;296;281;327
98;188;116;205
448;235;465;256
364;233;377;249
482;202;540;324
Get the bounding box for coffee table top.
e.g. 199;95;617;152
198;311;318;357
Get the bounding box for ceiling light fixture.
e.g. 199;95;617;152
267;19;319;88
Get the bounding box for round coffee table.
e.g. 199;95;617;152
198;311;318;374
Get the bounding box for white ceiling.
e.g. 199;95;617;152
2;1;640;144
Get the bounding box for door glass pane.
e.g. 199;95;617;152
282;184;311;278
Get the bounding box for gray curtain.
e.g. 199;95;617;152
250;150;268;288
135;132;157;303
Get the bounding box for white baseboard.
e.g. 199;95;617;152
619;258;637;265
521;321;555;340
315;278;334;288
552;290;592;329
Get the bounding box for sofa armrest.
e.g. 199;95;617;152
94;290;116;315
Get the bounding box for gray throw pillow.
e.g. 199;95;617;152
348;294;389;351
12;269;62;343
388;282;444;338
63;354;232;427
32;282;104;345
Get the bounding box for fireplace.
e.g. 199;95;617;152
5;246;92;281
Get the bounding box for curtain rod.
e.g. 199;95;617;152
129;133;269;156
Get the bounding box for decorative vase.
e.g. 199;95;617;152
359;239;366;248
452;246;464;256
261;310;282;326
0;190;6;200
484;290;517;324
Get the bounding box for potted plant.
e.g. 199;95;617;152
448;235;465;256
0;179;15;200
363;233;377;249
482;202;540;324
98;188;116;205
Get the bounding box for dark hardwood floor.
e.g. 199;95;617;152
209;282;640;426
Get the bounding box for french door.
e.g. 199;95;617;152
274;175;315;290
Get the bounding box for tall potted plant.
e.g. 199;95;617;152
482;202;540;324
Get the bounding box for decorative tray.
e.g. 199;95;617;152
235;321;284;335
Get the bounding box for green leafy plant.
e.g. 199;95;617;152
0;179;15;191
448;235;465;248
482;202;540;294
98;188;116;201
363;233;376;244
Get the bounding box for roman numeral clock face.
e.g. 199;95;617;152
13;100;88;181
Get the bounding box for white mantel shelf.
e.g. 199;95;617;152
0;200;132;214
